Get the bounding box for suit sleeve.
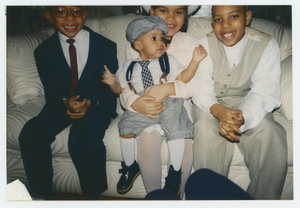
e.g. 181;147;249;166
86;38;119;108
34;47;68;110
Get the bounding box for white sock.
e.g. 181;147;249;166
167;139;185;171
120;137;135;167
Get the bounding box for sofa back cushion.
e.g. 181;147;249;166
84;15;142;66
7;32;49;104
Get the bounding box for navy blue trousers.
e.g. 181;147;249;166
185;168;253;200
144;168;252;200
18;104;109;199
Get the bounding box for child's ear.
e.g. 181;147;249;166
134;41;142;51
150;7;155;16
82;10;87;22
44;10;53;23
245;10;252;26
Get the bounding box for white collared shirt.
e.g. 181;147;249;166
192;29;281;132
59;29;89;79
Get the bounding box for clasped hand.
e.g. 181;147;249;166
218;109;244;142
211;104;244;142
64;95;91;119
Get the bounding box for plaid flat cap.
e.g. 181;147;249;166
126;16;168;43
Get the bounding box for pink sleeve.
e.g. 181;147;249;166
170;78;196;99
120;85;139;112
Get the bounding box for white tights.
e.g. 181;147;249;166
136;130;193;198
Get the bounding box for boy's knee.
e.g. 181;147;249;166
121;134;136;138
18;118;39;142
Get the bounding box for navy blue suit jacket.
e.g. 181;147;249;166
34;26;118;123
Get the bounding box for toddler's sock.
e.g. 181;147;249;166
120;137;135;167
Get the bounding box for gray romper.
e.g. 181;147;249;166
117;55;194;141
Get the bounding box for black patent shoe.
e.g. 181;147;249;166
117;160;140;195
163;165;181;196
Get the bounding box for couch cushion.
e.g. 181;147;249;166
277;55;293;120
85;15;143;67
250;18;292;61
7;32;49;104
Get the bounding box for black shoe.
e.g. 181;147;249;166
163;165;181;196
117;161;140;195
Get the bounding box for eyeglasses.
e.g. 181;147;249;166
52;6;84;18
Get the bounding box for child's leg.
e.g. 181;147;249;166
120;134;136;166
167;139;185;171
164;139;185;195
136;129;164;193
18;106;73;199
179;138;193;198
166;138;193;198
192;105;235;176
237;113;287;199
117;134;140;195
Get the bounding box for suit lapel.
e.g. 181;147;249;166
49;32;72;86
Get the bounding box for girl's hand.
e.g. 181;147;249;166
131;95;165;119
102;65;116;86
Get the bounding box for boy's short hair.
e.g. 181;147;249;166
126;16;168;43
212;5;248;14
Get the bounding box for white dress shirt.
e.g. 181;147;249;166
192;29;282;132
59;29;89;79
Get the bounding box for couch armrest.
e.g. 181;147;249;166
277;55;293;120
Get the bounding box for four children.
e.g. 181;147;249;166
18;5;288;200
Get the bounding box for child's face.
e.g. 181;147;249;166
45;6;86;38
150;6;186;39
134;29;166;60
211;5;252;46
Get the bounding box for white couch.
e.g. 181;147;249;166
6;14;293;199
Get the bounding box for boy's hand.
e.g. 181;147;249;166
230;110;245;125
102;65;116;86
192;44;207;63
210;104;240;142
219;110;245;142
67;99;91;119
64;95;86;112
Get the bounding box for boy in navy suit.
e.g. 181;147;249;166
18;6;118;200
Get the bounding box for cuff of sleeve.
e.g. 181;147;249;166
239;108;251;133
172;79;195;99
120;92;139;112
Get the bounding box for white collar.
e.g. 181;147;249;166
58;29;86;45
223;29;248;67
223;29;248;52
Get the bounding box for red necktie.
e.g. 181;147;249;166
67;39;78;96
